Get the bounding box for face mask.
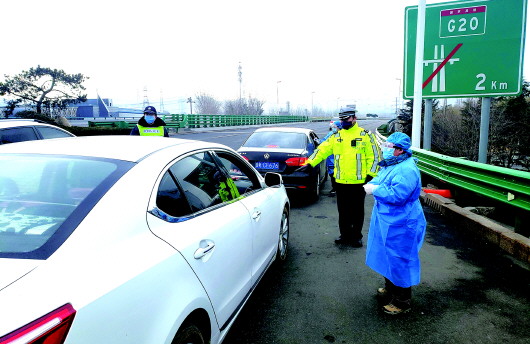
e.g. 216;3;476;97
382;147;395;159
332;127;338;133
145;115;156;124
341;120;353;130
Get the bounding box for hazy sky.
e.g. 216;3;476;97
2;0;529;115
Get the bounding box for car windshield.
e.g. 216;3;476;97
0;154;131;259
241;131;307;149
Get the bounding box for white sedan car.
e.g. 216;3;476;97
0;136;290;344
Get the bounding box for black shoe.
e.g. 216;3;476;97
334;236;347;244
350;239;363;248
334;237;363;247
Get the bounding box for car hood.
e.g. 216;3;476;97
0;259;40;291
237;147;307;155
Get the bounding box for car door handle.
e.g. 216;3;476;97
252;209;261;221
194;240;216;259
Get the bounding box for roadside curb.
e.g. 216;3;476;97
421;192;530;264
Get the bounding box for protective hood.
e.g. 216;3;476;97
386;132;412;155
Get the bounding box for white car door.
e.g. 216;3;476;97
146;151;253;329
213;151;282;285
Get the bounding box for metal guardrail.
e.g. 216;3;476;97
87;114;309;130
162;114;309;128
413;148;530;212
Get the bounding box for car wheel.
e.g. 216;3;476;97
172;323;205;344
276;207;289;261
310;172;320;201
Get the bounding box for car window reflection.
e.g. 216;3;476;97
241;131;307;149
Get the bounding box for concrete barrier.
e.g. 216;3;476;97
421;192;530;264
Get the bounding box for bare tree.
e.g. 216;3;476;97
224;96;264;116
247;96;265;116
489;82;530;170
432;104;474;157
195;92;221;114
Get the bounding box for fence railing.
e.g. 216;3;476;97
87;114;309;131
162;114;309;128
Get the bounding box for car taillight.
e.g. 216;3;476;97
286;157;308;166
0;304;76;344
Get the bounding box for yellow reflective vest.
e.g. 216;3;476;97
218;178;240;203
137;124;165;136
307;123;381;184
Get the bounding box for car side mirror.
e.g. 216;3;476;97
264;172;283;187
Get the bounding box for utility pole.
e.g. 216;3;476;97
187;97;195;115
142;86;149;108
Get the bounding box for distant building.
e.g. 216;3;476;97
2;94;170;118
70;95;169;118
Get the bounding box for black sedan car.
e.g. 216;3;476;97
237;127;327;201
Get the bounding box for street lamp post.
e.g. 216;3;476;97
311;91;315;117
395;78;402;117
276;81;282;113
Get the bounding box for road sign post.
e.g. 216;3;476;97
404;0;527;99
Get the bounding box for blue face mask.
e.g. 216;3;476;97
341;120;353;130
382;147;395;159
144;115;156;124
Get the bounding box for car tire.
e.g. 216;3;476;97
172;323;206;344
276;207;289;262
309;171;320;202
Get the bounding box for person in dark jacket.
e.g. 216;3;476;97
130;106;169;137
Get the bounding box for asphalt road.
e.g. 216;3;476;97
174;121;530;344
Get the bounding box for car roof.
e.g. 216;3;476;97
0;119;58;129
252;127;313;134
0;136;228;162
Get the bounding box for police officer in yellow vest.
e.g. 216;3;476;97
297;106;381;247
130;106;169;137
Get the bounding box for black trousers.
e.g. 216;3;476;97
329;174;337;191
385;278;412;308
335;183;366;241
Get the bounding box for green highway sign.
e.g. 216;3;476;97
404;0;527;99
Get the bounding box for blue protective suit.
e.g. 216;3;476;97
365;148;426;288
320;130;336;175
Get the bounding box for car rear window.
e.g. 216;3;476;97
0;154;131;259
0;127;39;145
36;126;74;139
242;131;307;149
